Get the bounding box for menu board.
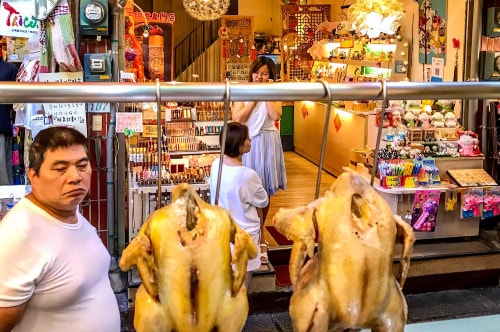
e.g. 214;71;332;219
446;169;498;187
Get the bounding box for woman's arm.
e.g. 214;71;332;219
0;302;28;332
232;101;256;123
265;101;282;121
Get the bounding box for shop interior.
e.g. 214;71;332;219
0;0;500;327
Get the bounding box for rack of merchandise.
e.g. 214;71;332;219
220;15;254;81
126;101;226;240
280;4;331;81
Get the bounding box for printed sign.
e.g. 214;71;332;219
38;72;88;137
0;0;39;38
116;112;143;133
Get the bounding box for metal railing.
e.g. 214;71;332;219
1;81;499;103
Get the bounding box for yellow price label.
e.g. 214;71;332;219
384;176;401;188
404;176;418;188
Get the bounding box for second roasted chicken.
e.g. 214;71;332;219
273;171;415;332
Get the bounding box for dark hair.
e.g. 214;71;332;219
248;56;277;82
29;126;89;175
220;122;249;158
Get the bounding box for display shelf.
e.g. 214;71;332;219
168;150;220;156
130;183;210;194
374;185;453;194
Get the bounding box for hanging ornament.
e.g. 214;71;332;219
222;40;227;58
251;45;256;61
445;190;457;211
238;33;244;55
452;38;460;82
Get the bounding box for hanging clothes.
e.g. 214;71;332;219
37;0;82;72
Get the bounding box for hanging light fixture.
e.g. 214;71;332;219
348;0;404;39
182;0;231;21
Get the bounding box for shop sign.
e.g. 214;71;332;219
38;72;88;137
0;0;38;38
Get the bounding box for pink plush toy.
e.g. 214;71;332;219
458;131;481;156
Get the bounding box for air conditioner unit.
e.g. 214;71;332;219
484;7;500;37
479;51;500;81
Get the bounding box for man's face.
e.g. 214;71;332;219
28;145;91;212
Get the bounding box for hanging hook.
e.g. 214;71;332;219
370;80;387;186
315;79;333;199
155;78;163;208
215;78;231;205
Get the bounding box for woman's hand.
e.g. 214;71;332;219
232;101;256;123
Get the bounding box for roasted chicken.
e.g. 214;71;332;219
273;171;415;332
120;183;257;332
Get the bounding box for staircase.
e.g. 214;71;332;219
174;20;222;82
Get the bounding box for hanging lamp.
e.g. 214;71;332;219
182;0;231;21
348;0;404;38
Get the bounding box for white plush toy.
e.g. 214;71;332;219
418;112;431;129
404;111;416;128
431;112;444;127
444;112;457;128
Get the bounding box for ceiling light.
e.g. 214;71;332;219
182;0;231;21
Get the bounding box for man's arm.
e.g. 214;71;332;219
0;302;28;332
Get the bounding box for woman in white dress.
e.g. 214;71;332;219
232;57;287;264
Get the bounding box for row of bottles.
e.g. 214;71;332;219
166;102;230;122
195;125;223;136
131;163;212;187
196;102;229;121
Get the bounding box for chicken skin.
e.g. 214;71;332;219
120;183;257;332
273;171;415;332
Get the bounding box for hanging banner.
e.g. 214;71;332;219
418;0;447;64
0;0;39;38
38;72;88;137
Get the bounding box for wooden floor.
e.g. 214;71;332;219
264;151;337;248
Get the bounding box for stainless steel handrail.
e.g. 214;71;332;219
1;81;500;103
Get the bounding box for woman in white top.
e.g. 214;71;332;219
232;57;287;263
210;122;269;287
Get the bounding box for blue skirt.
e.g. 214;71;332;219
243;129;287;196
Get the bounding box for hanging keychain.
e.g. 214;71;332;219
445;189;458;211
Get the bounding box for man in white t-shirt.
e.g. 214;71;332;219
0;126;120;331
210;122;269;287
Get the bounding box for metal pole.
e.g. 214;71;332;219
155;78;163;208
315;79;332;199
370;80;388;186
214;79;231;205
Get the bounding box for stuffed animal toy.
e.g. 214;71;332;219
457;130;481;156
431;112;444;127
444;112;457;127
